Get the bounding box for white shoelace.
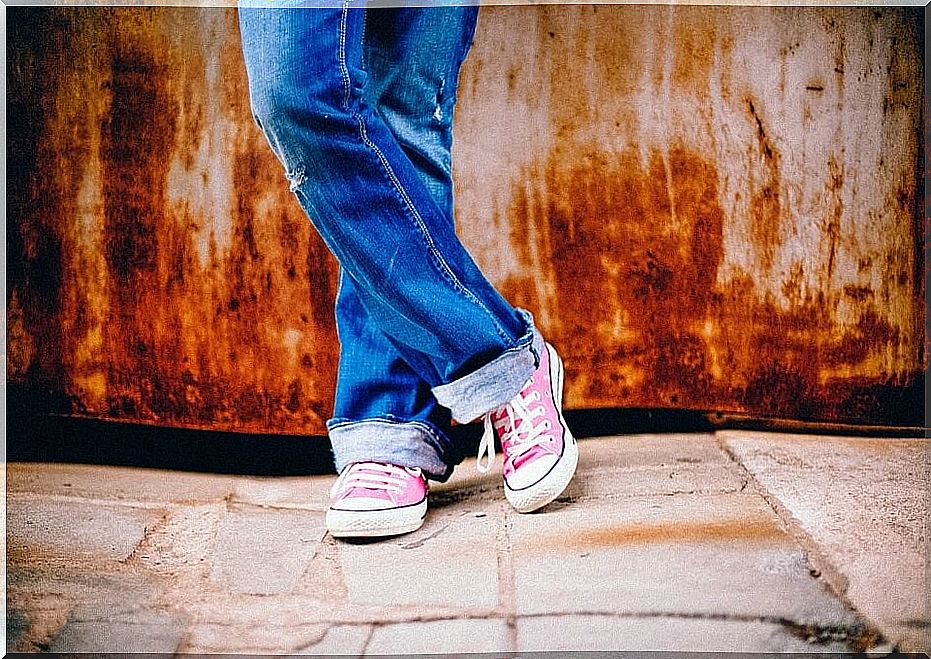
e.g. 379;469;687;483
332;462;417;496
476;379;553;473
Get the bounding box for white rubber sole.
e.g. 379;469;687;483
504;343;579;514
326;499;427;538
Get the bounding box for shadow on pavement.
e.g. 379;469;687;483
6;386;714;476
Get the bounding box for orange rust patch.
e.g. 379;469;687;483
510;144;726;410
672;16;716;90
506;133;918;424
5;8;341;433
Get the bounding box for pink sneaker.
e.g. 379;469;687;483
477;341;579;513
325;462;428;538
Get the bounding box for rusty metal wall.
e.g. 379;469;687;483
6;6;924;434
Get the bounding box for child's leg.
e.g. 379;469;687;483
326;7;480;482
239;6;541;428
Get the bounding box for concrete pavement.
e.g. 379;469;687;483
6;431;929;654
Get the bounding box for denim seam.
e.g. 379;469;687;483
338;3;353;111
359;8;367;72
336;4;515;347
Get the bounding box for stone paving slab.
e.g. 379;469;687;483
337;504;504;610
567;434;747;500
5;433;901;654
47;610;185;654
7;568;168;652
208;505;326;595
7;462;234;505
720;431;931;652
7;496;165;562
576;433;731;470
514;614;852;652
563;461;745;500
230;475;334;512
437;434;746;504
509;492;858;629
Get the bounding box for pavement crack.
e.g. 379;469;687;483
556;488;748;504
714;433;854;607
227;499;326;514
515;609;886;650
778;618;885;650
498;507;518;652
121;510;171;566
285;622;336;655
359;623;376;655
399;522;451;549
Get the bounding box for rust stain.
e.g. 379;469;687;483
824;156;844;280
589;7;641;99
825;310;900;369
505;129;917;423
5;7;341;433
745;95;784;272
101;45;174;280
221;18;339;430
781;261;806;305
672;17;716;90
843;285;873;301
717;34;735;104
507;184;537;269
506;144;726;411
100;19;181;423
7;8;78;408
540;516;785;551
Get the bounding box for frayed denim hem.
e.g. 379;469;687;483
327;416;455;482
431;309;543;424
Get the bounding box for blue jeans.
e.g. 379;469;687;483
239;5;543;480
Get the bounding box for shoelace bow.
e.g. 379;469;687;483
334;462;417;495
476;378;553;473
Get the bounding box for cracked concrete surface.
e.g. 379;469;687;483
6;432;928;654
719;431;931;652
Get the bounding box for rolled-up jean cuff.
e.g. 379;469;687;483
327;417;453;481
432;309;543;424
